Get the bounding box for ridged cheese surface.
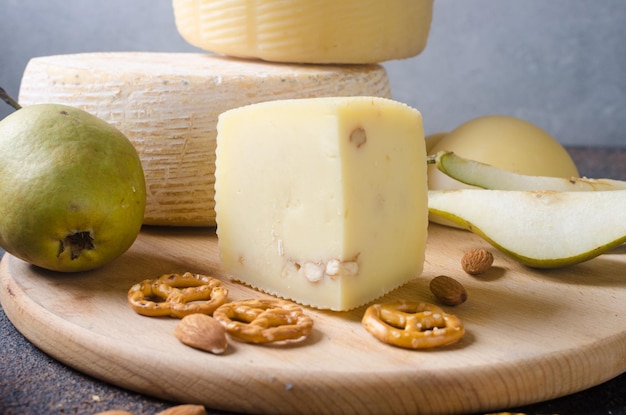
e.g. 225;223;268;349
173;0;434;64
18;52;391;226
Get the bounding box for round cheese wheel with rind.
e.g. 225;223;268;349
173;0;434;64
18;52;391;226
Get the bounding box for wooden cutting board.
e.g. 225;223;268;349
1;224;624;415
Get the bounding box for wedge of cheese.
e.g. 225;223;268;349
18;52;391;226
173;0;434;64
215;97;428;311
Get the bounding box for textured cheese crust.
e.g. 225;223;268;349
173;0;434;64
18;52;391;226
215;97;428;311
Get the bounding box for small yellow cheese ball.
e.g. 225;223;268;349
425;131;447;154
427;115;579;190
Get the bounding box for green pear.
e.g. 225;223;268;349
429;150;626;191
428;189;626;268
0;93;146;272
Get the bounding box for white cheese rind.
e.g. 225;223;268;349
18;52;391;226
173;0;434;64
215;97;428;311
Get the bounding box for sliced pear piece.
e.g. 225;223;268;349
428;189;626;268
428;151;626;191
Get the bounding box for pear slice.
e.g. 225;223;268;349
428;151;626;191
428;189;626;268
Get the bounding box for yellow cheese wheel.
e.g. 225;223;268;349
173;0;434;64
18;52;391;226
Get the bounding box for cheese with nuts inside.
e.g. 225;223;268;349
215;97;428;311
173;0;434;64
17;52;391;226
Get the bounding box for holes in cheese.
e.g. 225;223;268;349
215;96;428;311
173;0;434;64
17;52;391;226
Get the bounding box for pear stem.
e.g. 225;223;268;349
0;86;22;110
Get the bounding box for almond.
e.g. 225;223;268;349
461;248;494;275
156;404;207;415
429;275;468;306
174;313;227;354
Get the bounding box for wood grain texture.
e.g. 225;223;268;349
1;224;624;415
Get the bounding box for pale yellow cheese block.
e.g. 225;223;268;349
215;96;428;311
173;0;434;64
18;52;391;226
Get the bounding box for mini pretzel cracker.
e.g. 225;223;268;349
362;300;464;349
213;298;314;344
127;272;228;318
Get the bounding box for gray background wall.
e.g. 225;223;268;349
1;0;625;147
